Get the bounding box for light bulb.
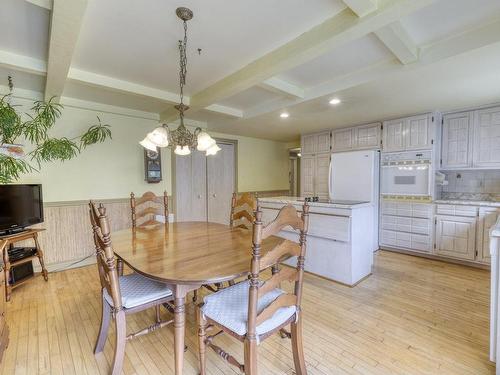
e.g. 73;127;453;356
329;98;341;105
174;145;191;155
140;137;158;152
280;112;289;118
197;132;216;151
206;144;221;156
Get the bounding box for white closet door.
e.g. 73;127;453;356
175;151;207;222
473;107;500;168
207;143;235;225
441;112;473;169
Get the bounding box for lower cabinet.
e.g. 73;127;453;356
435;215;477;260
477;207;500;264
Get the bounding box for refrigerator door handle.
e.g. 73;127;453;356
328;156;333;200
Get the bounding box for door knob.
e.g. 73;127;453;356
197;194;201;199
212;193;217;198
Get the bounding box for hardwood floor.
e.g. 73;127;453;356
0;250;494;374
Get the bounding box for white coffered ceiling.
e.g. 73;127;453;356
1;0;500;141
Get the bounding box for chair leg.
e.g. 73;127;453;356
155;305;161;324
244;338;258;375
197;305;207;375
111;310;127;375
94;295;111;354
291;316;307;375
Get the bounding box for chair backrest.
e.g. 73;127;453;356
229;192;257;230
89;201;122;310
130;191;169;227
247;202;309;339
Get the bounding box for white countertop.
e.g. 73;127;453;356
434;199;500;208
258;196;372;209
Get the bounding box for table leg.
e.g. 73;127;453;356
34;234;48;281
174;286;188;375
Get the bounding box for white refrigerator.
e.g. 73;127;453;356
328;150;380;252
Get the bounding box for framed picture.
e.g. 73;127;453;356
144;148;162;183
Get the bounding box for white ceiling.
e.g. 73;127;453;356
1;0;500;142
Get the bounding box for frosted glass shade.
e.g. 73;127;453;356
146;126;169;147
174;145;191;155
139;137;158;152
206;144;221;156
197;131;216;151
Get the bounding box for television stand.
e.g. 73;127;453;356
0;228;48;302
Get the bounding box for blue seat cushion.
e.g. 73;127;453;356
103;273;173;309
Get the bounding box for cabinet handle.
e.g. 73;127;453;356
213;193;217;198
197;194;201;199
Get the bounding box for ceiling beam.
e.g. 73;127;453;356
0;50;47;75
342;0;377;17
375;22;419;64
44;0;88;100
25;0;52;10
259;77;305;99
67;68;181;103
175;0;435;116
204;104;243;118
242;15;500;121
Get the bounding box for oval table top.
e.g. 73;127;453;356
112;222;284;285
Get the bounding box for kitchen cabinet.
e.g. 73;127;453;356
382;114;434;152
379;201;433;253
300;153;330;199
435;215;476;260
332;123;381;152
477;207;499;264
441;111;474;169
473;107;500;168
301;131;331;154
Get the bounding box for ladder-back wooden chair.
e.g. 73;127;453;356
89;201;174;375
196;202;310;375
230;192;257;230
193;192;258;303
130;191;169;227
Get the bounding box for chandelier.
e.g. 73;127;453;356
140;7;220;156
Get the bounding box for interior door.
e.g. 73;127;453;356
207;143;235;224
175;151;207;222
441;112;473;169
435;215;476;260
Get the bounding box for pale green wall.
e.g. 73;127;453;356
11;97;290;202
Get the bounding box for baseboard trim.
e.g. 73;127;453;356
34;256;97;273
379;246;490;270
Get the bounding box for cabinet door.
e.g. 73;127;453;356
332;128;354;152
301;134;316;154
435;215;476;260
473;107;500;168
382;119;405;152
441;112;473;169
478;207;499;263
356;123;381;150
316;131;331;153
405;114;432;150
315;154;331;199
300;155;315;196
175;151;207;222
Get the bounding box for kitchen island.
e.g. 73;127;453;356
258;196;375;286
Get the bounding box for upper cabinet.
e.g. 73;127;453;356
301;131;331;155
382;114;434;152
440;106;500;170
332;123;381;152
473;107;500;168
441;111;473;169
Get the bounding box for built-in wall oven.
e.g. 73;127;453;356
380;151;432;199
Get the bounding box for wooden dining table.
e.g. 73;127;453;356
111;221;284;375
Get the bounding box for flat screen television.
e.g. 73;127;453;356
0;184;44;235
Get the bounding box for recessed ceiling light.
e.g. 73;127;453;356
280;112;289;118
329;98;341;105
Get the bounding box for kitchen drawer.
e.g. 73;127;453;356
411;233;432;252
436;204;478;217
381;230;411;249
381;201;432;218
381;215;431;235
411;218;432;235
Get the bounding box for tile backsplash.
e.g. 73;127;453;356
440;170;500;201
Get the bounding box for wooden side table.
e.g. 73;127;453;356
0;229;49;301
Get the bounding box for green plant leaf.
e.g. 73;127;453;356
0;94;22;144
22;97;63;144
80;116;112;148
0;155;32;184
31;138;80;166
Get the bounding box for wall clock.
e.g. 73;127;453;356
144;149;162;183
